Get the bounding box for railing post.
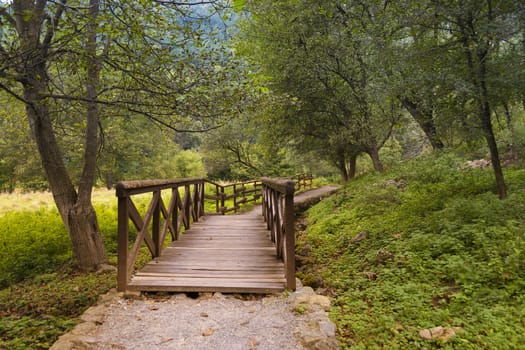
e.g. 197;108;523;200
261;184;266;219
184;184;191;228
172;187;179;240
220;186;225;214
152;191;161;257
233;184;237;213
192;183;199;221
199;181;205;218
117;196;129;292
215;184;220;213
284;190;296;290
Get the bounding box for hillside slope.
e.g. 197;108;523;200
297;154;525;349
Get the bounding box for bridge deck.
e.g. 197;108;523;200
127;208;287;293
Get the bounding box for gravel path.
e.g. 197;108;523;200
52;284;340;350
91;293;303;350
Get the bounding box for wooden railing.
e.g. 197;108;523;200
261;178;296;290
116;176;305;292
116;178;205;292
205;180;262;214
293;173;313;192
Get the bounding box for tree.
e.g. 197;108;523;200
0;0;243;269
201;105;294;180
397;0;525;198
238;0;400;180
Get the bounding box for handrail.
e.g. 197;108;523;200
261;177;296;290
204;179;262;214
293;173;313;192
116;178;205;292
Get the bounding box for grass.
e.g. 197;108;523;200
0;189;121;349
297;153;525;349
0;188;115;215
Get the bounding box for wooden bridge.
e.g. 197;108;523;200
115;175;315;294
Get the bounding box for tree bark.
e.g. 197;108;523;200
458;12;507;199
69;0;108;267
478;66;507;199
334;152;349;182
338;164;350;182
503;103;517;161
401;97;444;150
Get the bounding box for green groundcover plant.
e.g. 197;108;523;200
298;153;525;349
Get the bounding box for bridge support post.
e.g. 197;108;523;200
152;191;161;257
284;191;296;290
117;196;129;292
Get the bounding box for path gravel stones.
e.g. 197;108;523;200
52;281;340;350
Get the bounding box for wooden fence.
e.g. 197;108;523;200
261;177;296;290
293;173;313;192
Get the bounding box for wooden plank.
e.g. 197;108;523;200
127;278;285;293
134;272;285;283
138;271;282;276
144;261;284;268
137;269;284;277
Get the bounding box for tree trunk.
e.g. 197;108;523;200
348;153;357;179
479;81;507;199
366;147;384;172
336;159;350;182
15;1;108;270
481;115;507;199
503;103;517;161
69;203;107;268
23;83;78;226
459;14;507;199
23;75;107;269
401;98;444;150
71;0;108;268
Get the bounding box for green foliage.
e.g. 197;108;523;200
299;154;525;348
0;269;115;349
0;210;71;289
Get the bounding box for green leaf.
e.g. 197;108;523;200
233;0;245;12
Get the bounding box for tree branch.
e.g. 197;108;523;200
0;6;16;27
43;0;67;47
127;107;224;133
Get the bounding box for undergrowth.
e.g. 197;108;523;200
0;267;115;349
298;153;525;349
